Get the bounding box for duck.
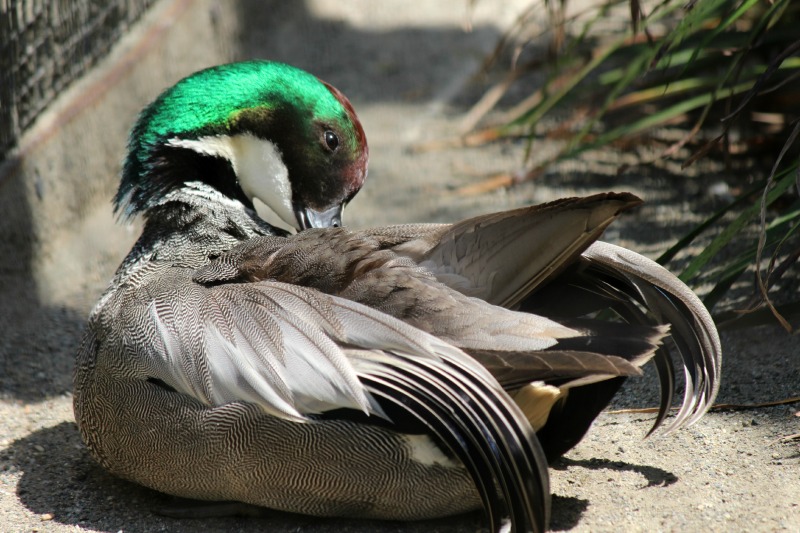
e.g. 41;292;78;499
73;60;721;533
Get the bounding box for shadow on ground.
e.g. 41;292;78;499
233;1;504;104
553;457;678;488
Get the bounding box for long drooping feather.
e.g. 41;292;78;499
581;241;721;431
352;350;549;533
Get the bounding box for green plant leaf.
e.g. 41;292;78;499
679;164;798;283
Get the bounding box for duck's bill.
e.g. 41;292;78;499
294;204;344;230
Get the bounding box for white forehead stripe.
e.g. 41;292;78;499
166;134;297;229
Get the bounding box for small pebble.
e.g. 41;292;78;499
40;513;53;521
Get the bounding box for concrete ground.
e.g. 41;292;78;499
1;0;798;531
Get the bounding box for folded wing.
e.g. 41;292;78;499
189;191;722;520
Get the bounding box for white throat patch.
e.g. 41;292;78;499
166;133;297;228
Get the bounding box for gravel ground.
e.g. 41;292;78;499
1;1;798;532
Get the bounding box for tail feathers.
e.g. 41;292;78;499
351;351;549;533
515;239;721;460
582;241;721;433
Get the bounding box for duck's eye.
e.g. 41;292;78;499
324;130;339;151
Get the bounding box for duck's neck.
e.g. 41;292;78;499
120;182;285;275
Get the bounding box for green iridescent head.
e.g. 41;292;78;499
117;60;368;229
